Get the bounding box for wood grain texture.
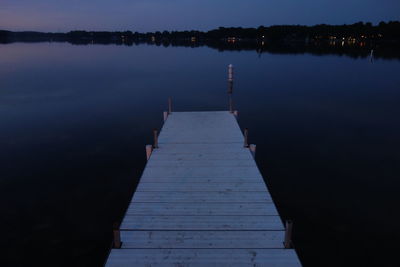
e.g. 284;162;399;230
136;181;267;192
105;111;301;266
121;231;285;248
132;191;273;203
106;249;302;267
121;215;284;230
125;202;279;216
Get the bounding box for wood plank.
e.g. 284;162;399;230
150;152;253;161
153;143;250;154
106;249;302;267
146;159;257;167
159;135;243;144
120;230;285;249
158;112;244;144
136;182;267;192
132;191;272;203
121;215;284;230
125;202;279;216
139;177;265;183
141;166;263;179
105;111;301;266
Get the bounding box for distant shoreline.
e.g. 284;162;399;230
1;21;399;44
2;21;400;59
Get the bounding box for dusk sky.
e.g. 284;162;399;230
1;0;399;32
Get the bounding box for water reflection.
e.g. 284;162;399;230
2;37;400;60
1;43;400;266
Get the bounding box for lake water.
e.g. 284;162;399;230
1;42;400;266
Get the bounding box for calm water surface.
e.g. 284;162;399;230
1;43;400;266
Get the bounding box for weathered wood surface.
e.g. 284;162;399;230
132;191;273;202
121;215;284;230
157;112;244;144
108;249;300;267
120;231;285;248
136;181;267;191
125;202;279;216
106;111;301;266
141;166;263;179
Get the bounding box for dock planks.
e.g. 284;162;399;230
106;111;301;266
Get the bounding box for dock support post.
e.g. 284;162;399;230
244;128;249;148
249;144;256;158
228;64;234;82
153;129;159;149
168;97;172;114
163;111;168;122
145;145;153;160
228;81;233;94
113;223;122;249
284;220;293;248
229;96;233;113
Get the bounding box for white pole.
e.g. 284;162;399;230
228;80;233;94
228;64;234;82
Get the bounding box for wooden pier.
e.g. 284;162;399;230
105;111;301;266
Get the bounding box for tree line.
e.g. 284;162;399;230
1;21;399;44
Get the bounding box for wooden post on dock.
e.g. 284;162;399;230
244;128;249;148
249;144;256;158
145;145;153;160
168;97;172;114
163;111;168;122
153;129;159;149
284;220;293;248
113;223;122;249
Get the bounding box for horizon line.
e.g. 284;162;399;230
2;20;399;34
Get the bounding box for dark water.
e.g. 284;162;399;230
1;42;400;266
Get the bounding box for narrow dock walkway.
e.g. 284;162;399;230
106;111;301;266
